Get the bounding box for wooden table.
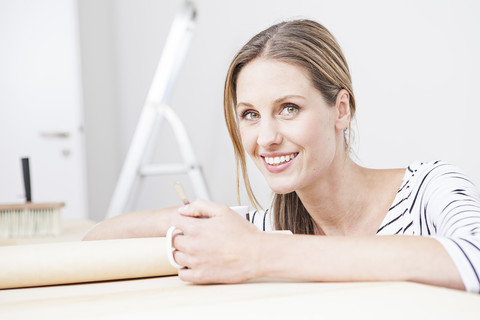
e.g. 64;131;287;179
1;221;479;319
1;276;479;319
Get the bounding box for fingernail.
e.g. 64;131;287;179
178;204;190;214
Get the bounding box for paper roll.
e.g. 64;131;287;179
0;237;177;289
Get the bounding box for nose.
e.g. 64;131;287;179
257;118;282;148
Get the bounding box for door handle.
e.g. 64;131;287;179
39;131;70;139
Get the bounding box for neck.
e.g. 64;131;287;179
295;158;385;236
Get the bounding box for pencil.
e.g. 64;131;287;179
173;182;190;205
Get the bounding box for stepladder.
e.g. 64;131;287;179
106;1;209;219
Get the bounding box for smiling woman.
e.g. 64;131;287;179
84;19;480;294
234;58;349;220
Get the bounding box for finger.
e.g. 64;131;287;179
178;268;195;282
178;268;219;284
177;199;231;219
172;250;190;269
171;227;184;239
170;228;186;251
170;213;208;236
171;231;194;253
178;268;207;284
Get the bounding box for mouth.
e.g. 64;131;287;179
262;153;298;166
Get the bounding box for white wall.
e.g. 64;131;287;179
79;0;480;221
0;0;88;219
78;0;120;221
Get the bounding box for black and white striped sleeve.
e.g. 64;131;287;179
423;162;480;293
249;209;274;232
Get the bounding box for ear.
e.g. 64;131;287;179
334;89;351;131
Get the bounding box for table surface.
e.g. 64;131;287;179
1;220;479;320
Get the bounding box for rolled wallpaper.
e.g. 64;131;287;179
0;237;177;289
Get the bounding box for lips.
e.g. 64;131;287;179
263;153;298;165
261;152;298;173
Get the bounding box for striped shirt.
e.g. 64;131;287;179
250;161;480;293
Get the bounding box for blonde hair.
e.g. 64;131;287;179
224;19;356;234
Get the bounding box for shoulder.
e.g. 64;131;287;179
404;160;480;206
406;160;480;228
405;160;476;192
407;160;464;176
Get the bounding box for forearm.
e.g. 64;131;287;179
83;206;179;240
255;234;465;290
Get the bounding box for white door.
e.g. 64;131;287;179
0;0;88;219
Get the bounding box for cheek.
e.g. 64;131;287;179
295;119;336;157
239;127;256;156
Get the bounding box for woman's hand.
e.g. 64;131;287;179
170;199;263;284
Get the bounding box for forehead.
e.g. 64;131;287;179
236;58;314;103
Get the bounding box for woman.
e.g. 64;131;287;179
85;19;480;293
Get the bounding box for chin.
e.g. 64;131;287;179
262;172;300;195
267;182;296;195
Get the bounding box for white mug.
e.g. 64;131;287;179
165;205;291;269
229;205;249;220
166;205;249;269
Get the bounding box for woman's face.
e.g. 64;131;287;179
235;58;347;194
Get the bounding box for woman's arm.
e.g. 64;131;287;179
170;200;465;291
83;206;179;240
256;233;465;290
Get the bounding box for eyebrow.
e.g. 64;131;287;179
274;94;306;104
236;94;306;109
236;102;252;110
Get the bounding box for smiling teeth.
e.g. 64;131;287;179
264;154;297;165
